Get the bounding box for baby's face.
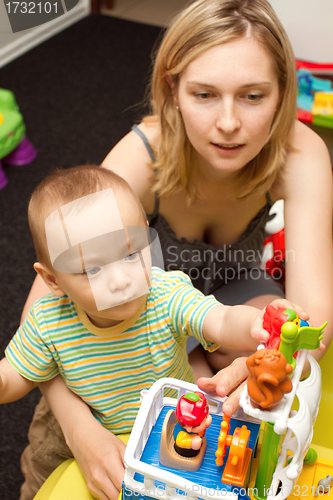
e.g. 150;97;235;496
45;188;155;327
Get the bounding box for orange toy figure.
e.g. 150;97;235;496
246;349;293;409
173;392;212;457
263;305;309;351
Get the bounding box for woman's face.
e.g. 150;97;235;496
175;37;281;180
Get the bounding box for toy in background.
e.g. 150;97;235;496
0;88;37;190
296;59;333;129
314;475;333;497
262;199;285;289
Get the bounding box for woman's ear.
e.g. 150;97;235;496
165;72;179;107
33;263;65;297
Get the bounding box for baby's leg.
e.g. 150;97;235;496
20;396;73;500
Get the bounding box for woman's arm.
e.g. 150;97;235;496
20;274;50;323
280;121;333;361
102;122;158;213
40;376;126;500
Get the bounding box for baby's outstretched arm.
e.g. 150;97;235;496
203;298;310;349
0;358;37;403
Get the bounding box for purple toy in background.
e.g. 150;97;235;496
0;88;37;190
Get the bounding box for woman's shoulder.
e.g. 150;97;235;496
291;120;329;151
271;120;331;200
102;120;161;211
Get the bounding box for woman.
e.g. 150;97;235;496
20;1;333;499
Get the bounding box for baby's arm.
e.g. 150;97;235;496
40;376;125;500
0;358;37;403
202;298;309;349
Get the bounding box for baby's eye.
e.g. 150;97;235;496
85;267;102;277
125;251;140;262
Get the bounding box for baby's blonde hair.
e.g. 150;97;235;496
147;0;297;202
28;165;147;266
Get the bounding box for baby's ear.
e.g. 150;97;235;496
33;263;65;297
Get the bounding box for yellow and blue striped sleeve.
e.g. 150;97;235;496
5;307;59;382
166;273;220;352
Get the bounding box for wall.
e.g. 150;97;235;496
269;0;333;63
0;0;90;68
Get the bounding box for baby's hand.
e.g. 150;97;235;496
251;298;310;344
72;425;126;500
197;357;249;417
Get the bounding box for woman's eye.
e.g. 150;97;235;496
194;92;213;100
86;267;102;277
245;94;264;102
125;251;139;262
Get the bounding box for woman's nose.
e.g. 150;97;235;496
216;99;241;134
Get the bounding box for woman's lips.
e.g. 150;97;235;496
211;142;245;155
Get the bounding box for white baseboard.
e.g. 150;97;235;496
0;2;90;69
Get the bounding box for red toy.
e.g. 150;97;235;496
263;228;285;286
263;305;308;351
173;392;211;457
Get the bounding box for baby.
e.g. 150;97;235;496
0;164;307;498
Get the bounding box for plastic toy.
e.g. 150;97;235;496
123;378;260;500
246;349;293;409
0;88;37;189
296;59;333;128
160;391;212;471
261;200;285;287
32;341;333;500
174;392;211;457
240;312;326;500
314;475;333;496
216;415;252;487
262;305;311;354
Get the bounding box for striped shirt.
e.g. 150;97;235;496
6;267;219;433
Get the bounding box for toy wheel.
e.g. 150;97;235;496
216;420;229;466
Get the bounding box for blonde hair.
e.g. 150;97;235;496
28;165;147;265
148;0;297;201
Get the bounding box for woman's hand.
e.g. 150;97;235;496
197;356;249;416
70;421;126;500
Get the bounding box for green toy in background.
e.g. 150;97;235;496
0;88;37;190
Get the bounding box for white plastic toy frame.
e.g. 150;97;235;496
124;378;259;500
240;350;321;500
